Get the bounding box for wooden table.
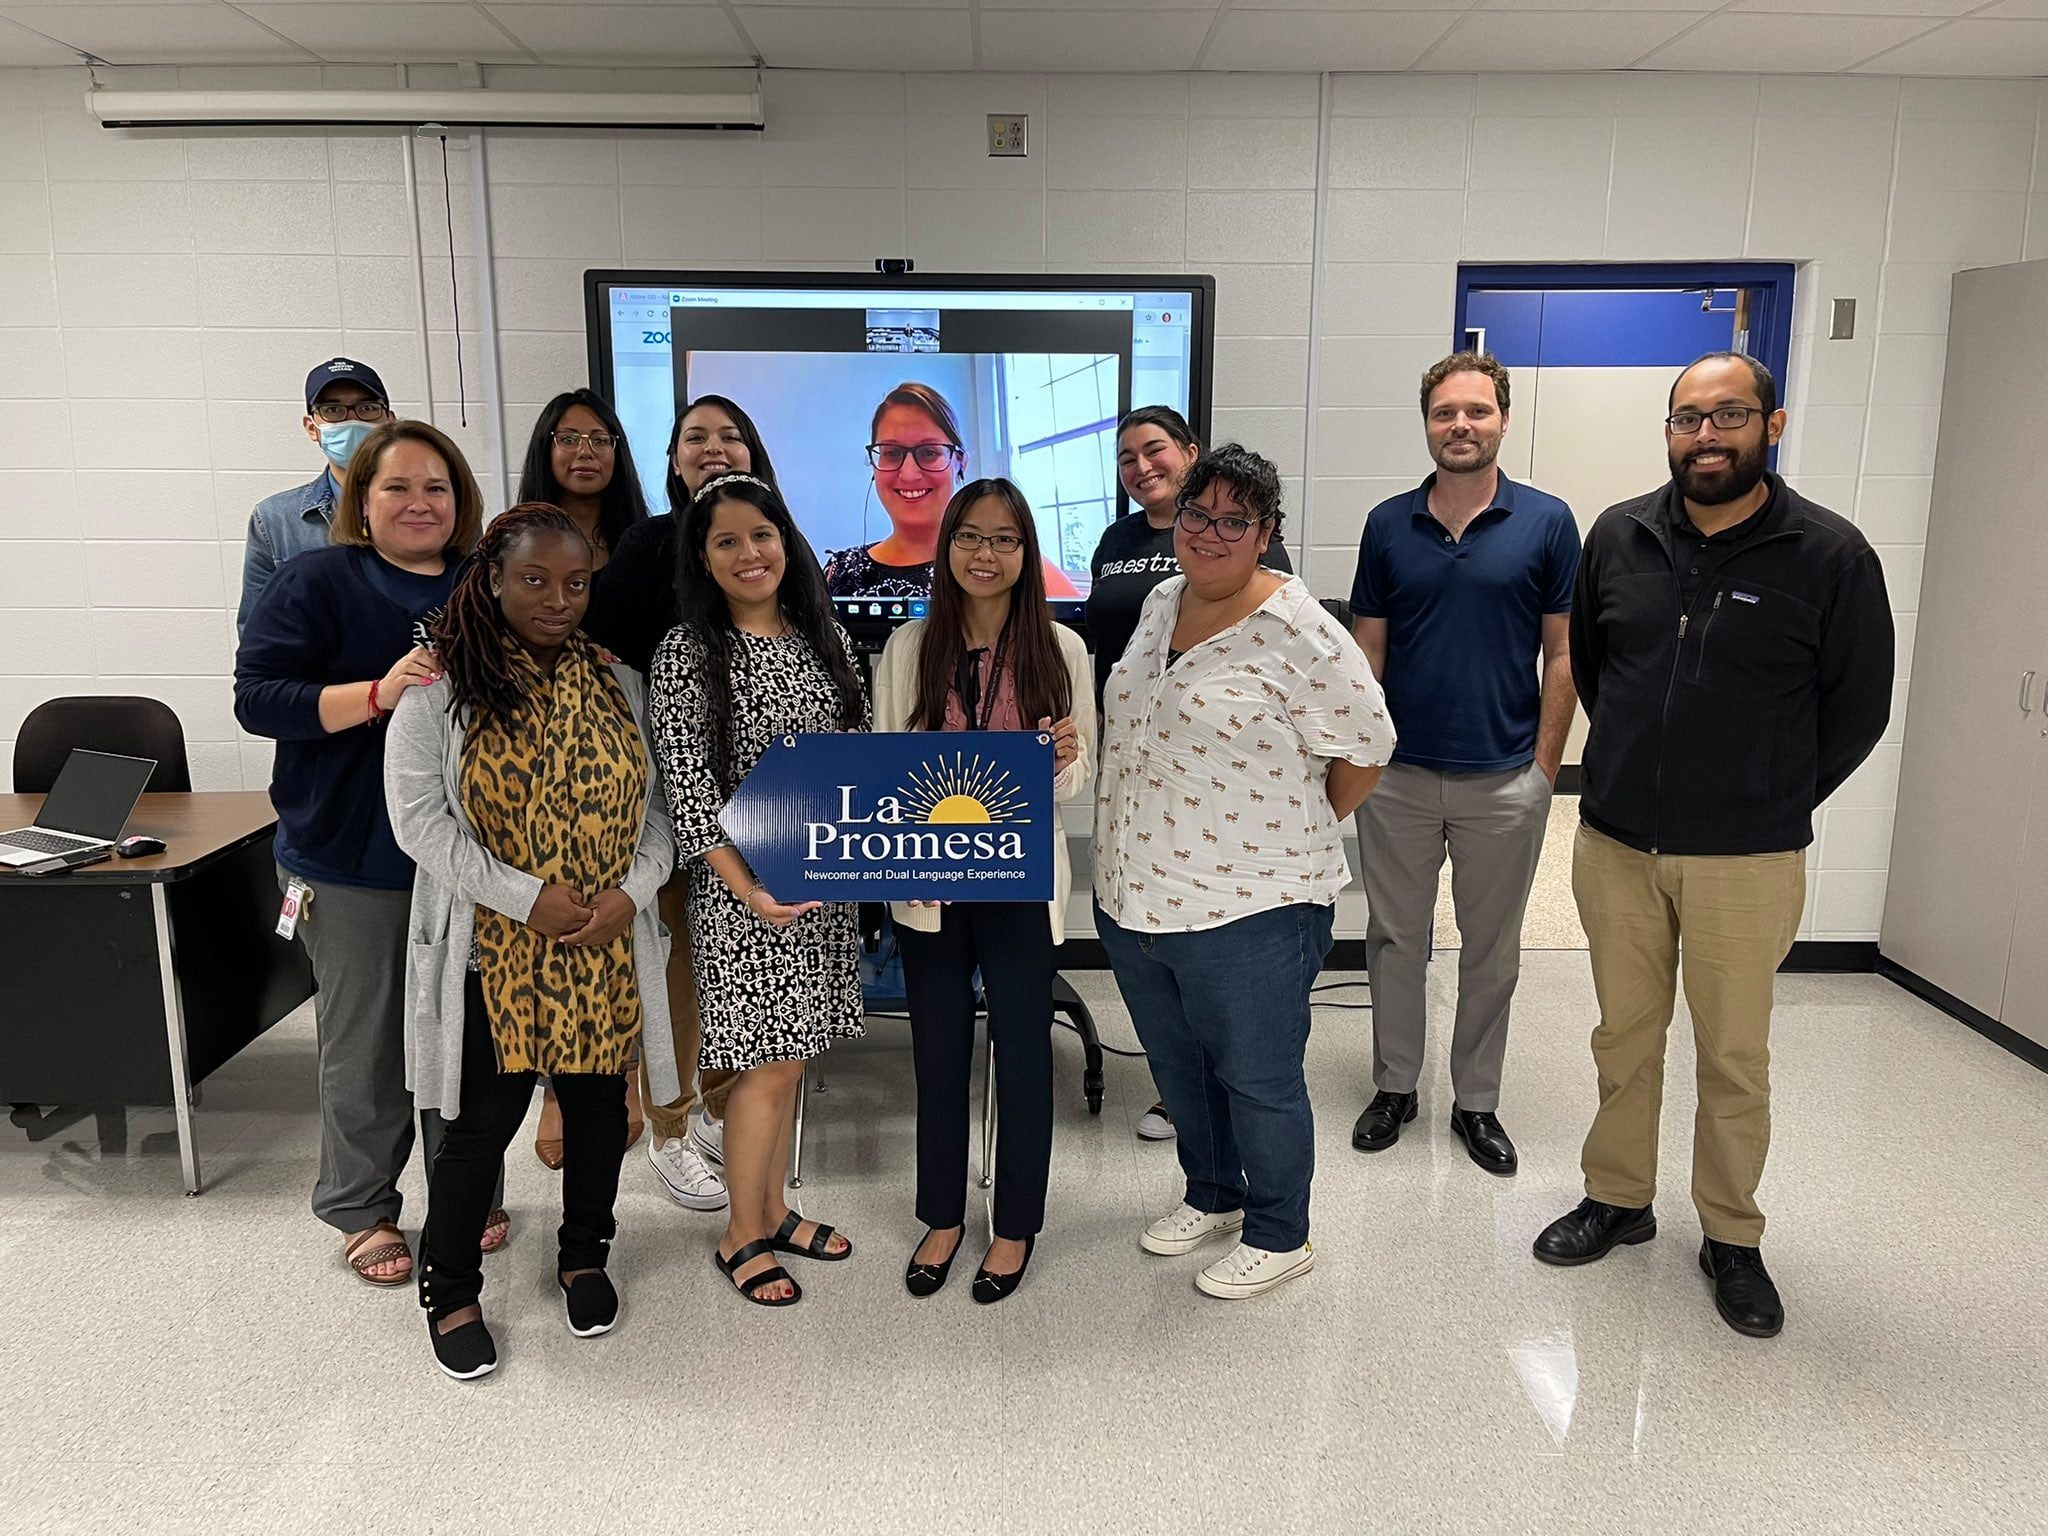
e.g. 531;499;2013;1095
0;792;314;1194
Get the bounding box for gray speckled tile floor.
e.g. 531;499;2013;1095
3;957;2044;1533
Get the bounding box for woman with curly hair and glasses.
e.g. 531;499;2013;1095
385;503;679;1379
1093;445;1394;1303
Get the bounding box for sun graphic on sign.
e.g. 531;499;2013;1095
898;753;1030;825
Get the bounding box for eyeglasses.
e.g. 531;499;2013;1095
1666;406;1763;435
951;529;1023;554
1175;502;1268;543
312;400;390;424
552;429;617;454
867;442;961;472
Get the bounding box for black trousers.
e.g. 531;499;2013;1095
897;903;1054;1241
418;972;627;1320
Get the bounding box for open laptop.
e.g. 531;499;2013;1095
0;749;157;869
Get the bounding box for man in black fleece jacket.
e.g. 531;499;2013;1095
1533;354;1893;1340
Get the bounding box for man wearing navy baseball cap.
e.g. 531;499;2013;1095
235;356;392;633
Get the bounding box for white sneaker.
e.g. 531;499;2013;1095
1135;1102;1177;1142
647;1135;728;1210
687;1104;725;1167
1139;1202;1246;1256
1195;1240;1314;1300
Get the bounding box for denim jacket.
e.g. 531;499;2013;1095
237;467;339;634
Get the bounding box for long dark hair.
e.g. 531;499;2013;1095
665;394;780;516
673;475;865;796
432;503;591;726
517;389;650;555
910;478;1071;732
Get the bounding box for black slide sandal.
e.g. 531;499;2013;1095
769;1210;854;1262
715;1238;802;1307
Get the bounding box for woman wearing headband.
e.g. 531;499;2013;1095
583;394;786;1215
649;471;870;1308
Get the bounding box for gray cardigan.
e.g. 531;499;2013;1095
383;664;680;1120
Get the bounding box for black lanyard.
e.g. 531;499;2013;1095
954;627;1010;732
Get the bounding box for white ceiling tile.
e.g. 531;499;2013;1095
1196;10;1459;71
736;7;972;69
975;0;1212;9
1229;0;1470;9
235;3;533;64
0;15;81;63
0;3;314;63
1475;0;1702;9
1851;18;2048;73
1975;0;2048;15
481;4;752;65
1639;13;1943;72
1423;11;1705;70
981;9;1204;69
1732;0;1979;12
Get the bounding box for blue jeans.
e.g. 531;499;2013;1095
1096;901;1335;1251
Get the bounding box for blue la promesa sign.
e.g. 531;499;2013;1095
719;730;1055;902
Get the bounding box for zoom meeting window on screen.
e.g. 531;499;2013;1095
603;284;1199;619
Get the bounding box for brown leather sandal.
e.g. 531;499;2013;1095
534;1083;564;1170
481;1208;511;1254
344;1221;412;1287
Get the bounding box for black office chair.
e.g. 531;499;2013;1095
8;695;190;1148
13;695;191;795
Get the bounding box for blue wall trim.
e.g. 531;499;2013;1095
1454;263;1797;413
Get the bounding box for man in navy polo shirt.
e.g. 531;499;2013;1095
236;357;391;634
1348;352;1580;1176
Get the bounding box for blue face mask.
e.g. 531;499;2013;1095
319;418;375;471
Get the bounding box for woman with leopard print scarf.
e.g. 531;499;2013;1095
385;503;680;1381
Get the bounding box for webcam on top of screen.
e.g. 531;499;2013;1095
875;259;915;276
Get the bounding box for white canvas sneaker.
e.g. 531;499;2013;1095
647;1135;728;1211
1139;1202;1246;1256
1195;1240;1314;1300
688;1103;725;1167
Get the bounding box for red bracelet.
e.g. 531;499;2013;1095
367;678;384;723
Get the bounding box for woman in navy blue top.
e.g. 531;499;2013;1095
235;419;487;1287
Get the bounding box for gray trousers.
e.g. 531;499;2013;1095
280;868;501;1233
1354;761;1552;1112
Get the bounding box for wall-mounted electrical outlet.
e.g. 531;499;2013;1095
988;114;1027;157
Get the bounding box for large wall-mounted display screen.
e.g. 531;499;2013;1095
584;270;1215;628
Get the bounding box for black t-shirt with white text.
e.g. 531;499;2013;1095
1083;513;1292;698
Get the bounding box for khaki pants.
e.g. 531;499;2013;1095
641;875;738;1143
1571;825;1804;1246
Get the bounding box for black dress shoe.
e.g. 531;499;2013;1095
1532;1197;1657;1266
1449;1107;1518;1176
971;1236;1034;1305
1351;1090;1417;1152
1699;1239;1784;1338
905;1227;964;1298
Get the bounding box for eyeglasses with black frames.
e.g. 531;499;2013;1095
312;400;391;424
1666;406;1763;436
867;442;962;472
950;529;1023;554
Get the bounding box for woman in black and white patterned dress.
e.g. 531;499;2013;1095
649;473;870;1309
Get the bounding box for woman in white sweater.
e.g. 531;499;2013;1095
873;478;1093;1305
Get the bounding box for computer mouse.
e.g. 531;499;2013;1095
116;835;166;858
